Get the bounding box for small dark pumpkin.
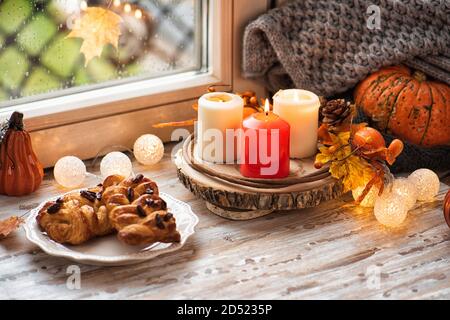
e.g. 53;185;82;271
0;112;44;196
444;190;450;229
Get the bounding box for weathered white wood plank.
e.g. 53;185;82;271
0;143;448;300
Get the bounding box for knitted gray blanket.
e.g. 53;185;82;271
243;0;450;97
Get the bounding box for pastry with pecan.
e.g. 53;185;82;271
37;174;180;247
37;185;113;245
103;174;181;246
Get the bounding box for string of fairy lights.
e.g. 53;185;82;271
54;134;165;188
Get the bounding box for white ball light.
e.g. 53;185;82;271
133;134;164;166
374;192;408;228
352;184;380;208
408;169;440;201
100;152;132;178
54;156;86;188
392;178;418;210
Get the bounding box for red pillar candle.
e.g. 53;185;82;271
240;99;290;179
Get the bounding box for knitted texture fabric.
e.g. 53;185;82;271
243;0;450;96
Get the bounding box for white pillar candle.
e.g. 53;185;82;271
197;92;243;163
273;89;320;158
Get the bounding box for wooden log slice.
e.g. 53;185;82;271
183;134;331;188
205;202;275;220
175;136;344;220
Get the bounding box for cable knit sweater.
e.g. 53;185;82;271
243;0;450;97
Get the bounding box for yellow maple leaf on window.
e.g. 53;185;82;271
67;7;122;66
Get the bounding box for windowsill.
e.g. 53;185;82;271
1;69;221;132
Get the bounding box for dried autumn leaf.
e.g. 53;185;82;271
0;216;24;239
315;130;374;193
330;155;374;192
67;7;122;66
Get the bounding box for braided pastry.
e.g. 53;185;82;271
37;185;113;245
37;174;180;247
103;174;181;246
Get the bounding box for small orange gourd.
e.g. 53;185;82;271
0;112;44;196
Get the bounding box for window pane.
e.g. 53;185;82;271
0;0;204;106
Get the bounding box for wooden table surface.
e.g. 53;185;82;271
1;143;449;300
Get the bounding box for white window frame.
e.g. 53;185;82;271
0;0;269;167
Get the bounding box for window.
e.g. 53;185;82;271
0;0;204;105
0;0;268;167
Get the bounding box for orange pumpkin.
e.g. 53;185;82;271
354;65;450;147
0;112;43;196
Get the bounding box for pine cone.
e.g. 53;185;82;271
320;99;353;127
318;96;327;123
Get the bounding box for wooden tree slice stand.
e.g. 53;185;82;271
176;135;343;220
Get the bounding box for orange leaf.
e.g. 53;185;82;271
243;107;257;119
0;216;24;239
67;7;122;66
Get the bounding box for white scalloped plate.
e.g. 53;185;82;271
24;192;199;266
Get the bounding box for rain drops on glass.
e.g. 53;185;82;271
100;152;132;178
54;156;86;188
